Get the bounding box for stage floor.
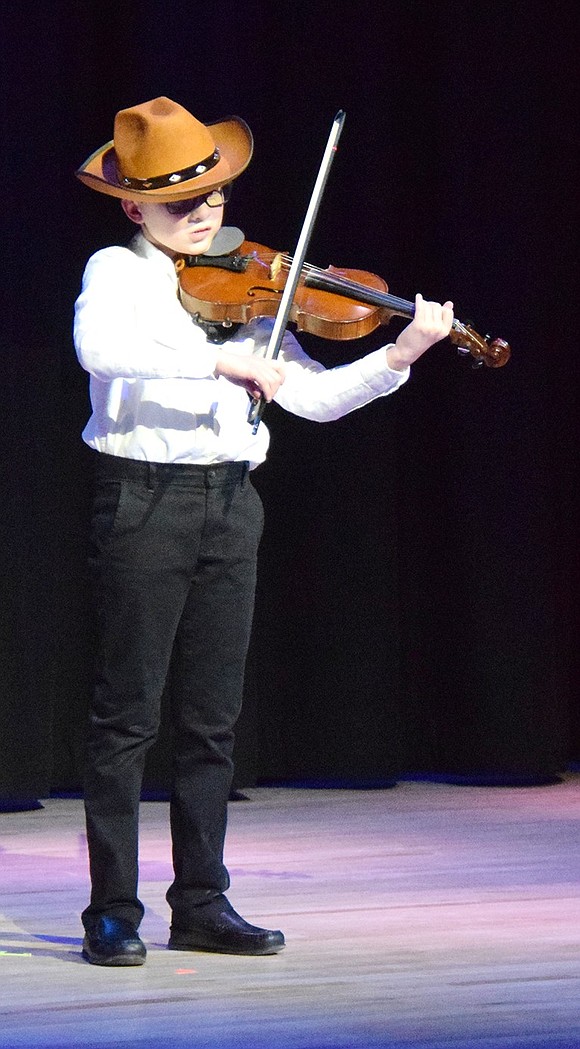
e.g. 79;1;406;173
0;778;579;1049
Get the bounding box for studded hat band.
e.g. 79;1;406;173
120;148;220;191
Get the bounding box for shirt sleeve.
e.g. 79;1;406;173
241;321;410;422
74;247;219;381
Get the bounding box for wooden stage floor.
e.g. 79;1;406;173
0;777;579;1049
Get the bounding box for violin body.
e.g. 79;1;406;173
177;240;511;368
178;242;391;341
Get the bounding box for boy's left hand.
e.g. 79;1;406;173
386;293;454;372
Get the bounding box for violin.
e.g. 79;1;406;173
177;240;511;368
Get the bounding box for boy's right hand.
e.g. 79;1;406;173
215;351;286;401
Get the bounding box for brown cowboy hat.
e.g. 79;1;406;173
76;96;253;203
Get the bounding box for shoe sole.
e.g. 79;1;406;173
82;948;146;967
167;940;285;956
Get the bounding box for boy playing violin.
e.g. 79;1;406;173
74;96;453;966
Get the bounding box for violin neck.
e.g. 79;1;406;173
304;267;464;338
303;268;415;320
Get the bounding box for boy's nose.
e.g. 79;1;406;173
187;201;211;221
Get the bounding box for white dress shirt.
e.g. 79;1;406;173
74;232;409;467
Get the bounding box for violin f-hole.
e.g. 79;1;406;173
248;285;283;300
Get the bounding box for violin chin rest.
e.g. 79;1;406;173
204;226;245;257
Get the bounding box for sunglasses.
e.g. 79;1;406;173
164;184;232;216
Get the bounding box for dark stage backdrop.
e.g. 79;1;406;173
1;2;577;802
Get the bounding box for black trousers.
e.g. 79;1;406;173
81;453;263;932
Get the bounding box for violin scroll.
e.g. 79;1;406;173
480;336;511;368
450;323;511;368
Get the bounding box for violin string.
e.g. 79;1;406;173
278;254;416;314
273;252;484;351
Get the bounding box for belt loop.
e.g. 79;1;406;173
241;461;249;486
146;463;155;493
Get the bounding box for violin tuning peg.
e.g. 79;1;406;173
471;357;485;369
457;346;471;356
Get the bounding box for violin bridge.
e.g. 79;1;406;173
269;252;283;281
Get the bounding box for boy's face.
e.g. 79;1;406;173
122;195;224;257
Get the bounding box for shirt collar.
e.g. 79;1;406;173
129;231;178;282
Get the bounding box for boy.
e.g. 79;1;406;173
74;96;453;966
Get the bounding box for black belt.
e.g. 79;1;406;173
94;452;249;488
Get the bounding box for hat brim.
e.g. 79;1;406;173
76;116;253;202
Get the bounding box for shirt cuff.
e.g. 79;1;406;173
357;345;411;391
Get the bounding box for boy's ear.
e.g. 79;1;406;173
121;199;145;225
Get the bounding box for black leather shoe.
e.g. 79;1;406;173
168;895;285;956
82;915;146;966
